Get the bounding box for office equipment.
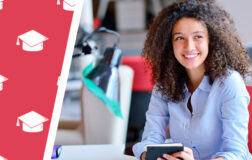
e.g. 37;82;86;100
83;47;122;117
81;65;133;145
55;27;133;146
82;27;123;118
55;65;133;145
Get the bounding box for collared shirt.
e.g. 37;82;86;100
133;71;252;160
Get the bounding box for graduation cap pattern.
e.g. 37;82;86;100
0;0;4;10
0;75;8;91
16;111;48;133
16;30;48;52
57;0;76;11
0;0;76;157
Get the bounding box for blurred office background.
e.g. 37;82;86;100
55;0;252;156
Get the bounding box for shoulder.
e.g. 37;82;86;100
213;70;245;88
222;70;244;85
213;70;249;100
152;84;167;100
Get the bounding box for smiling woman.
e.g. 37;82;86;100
132;0;252;160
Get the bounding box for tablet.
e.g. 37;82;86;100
145;143;184;160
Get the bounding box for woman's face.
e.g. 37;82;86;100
172;17;209;73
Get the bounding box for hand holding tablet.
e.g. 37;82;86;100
145;143;184;160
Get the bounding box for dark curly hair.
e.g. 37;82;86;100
143;0;251;102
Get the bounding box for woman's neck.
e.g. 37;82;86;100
186;67;205;93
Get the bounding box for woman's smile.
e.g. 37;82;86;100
183;52;200;59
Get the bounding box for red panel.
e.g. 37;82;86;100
121;56;154;91
0;1;73;159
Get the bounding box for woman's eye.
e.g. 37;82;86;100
195;35;203;39
175;37;183;40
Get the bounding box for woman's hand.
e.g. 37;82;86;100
141;151;146;160
157;147;194;160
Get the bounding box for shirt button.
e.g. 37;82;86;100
185;124;189;128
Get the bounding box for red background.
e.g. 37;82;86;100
0;0;73;159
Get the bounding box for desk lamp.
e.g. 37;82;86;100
80;27;123;118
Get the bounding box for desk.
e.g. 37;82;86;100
57;144;137;160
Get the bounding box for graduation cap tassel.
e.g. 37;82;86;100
16;38;20;46
57;0;60;5
16;119;20;126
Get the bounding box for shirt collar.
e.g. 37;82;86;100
184;75;211;93
198;75;211;92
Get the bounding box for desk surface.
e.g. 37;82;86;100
57;144;137;160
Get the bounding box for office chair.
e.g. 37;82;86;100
246;85;252;152
121;56;154;146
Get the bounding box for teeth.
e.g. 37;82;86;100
184;54;198;58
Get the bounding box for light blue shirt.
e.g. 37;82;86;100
133;71;252;160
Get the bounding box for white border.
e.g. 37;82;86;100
43;0;84;159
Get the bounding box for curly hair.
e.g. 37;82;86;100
143;0;251;102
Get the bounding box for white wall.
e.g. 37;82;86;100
217;0;252;46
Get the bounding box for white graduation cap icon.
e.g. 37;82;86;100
16;30;48;52
16;111;48;133
0;155;7;160
0;0;4;10
57;0;76;11
0;75;8;91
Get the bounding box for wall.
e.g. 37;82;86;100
217;0;252;46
